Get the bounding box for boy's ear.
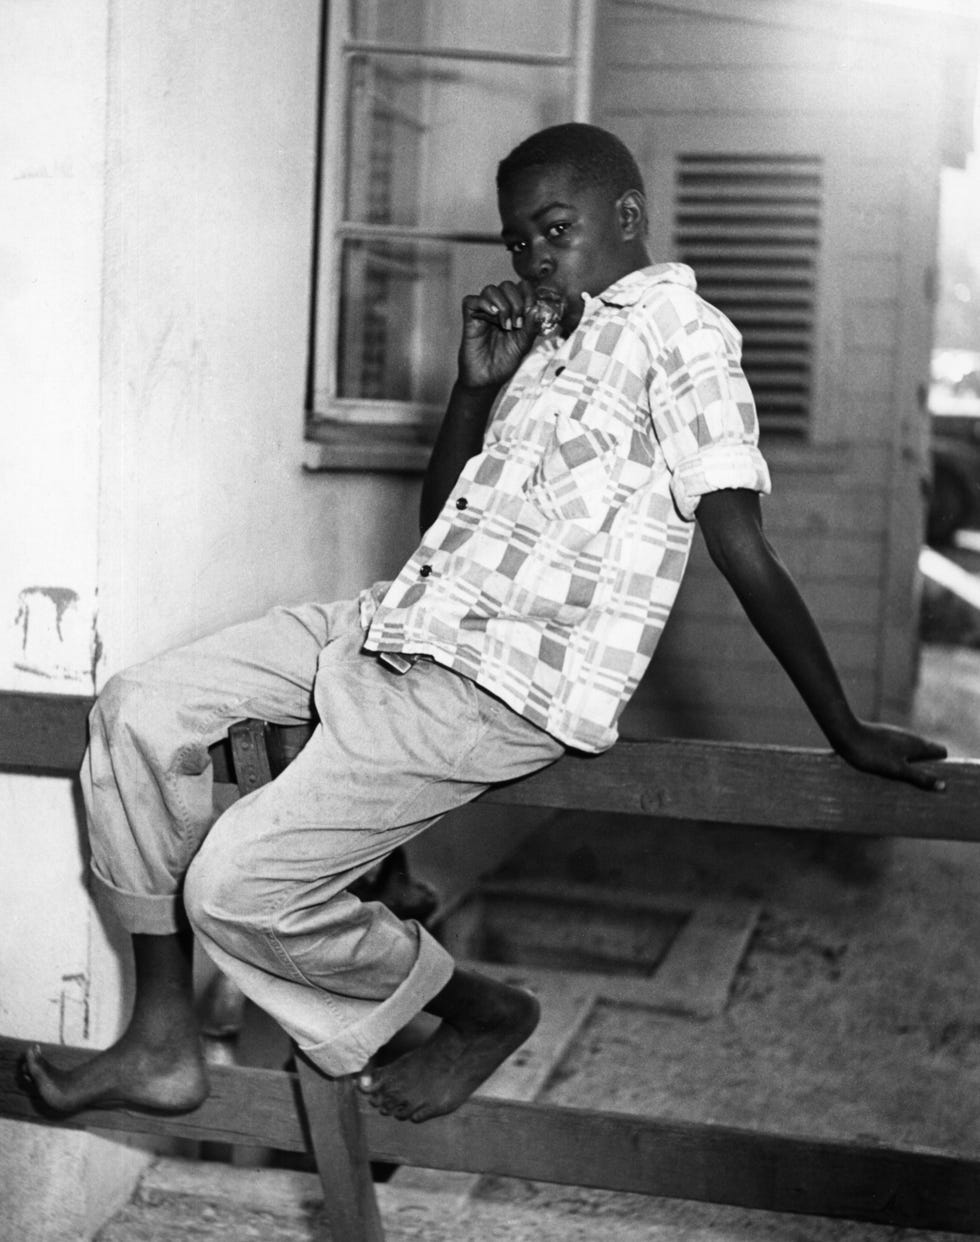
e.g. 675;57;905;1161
617;189;647;240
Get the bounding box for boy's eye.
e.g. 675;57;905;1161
546;221;570;241
505;239;526;255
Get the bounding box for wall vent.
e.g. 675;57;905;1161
674;154;823;434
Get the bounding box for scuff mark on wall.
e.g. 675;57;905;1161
17;586;78;643
12;586;94;685
90;612;104;686
58;972;90;1044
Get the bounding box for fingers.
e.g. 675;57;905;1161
463;281;534;332
841;724;949;793
911;739;949;763
897;735;948;792
899;762;947;794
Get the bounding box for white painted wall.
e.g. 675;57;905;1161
1;5;550;1233
0;4;144;1236
94;1;420;672
1;2;420;1236
0;0;105;692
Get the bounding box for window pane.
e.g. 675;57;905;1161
349;0;575;58
337;236;507;406
344;52;575;232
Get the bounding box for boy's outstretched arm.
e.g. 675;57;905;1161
695;488;947;790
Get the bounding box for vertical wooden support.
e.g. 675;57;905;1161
296;1053;386;1242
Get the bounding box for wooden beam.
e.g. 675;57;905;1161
481;741;980;841
3;692;978;842
2;1038;979;1235
295;1056;385;1242
0;691;91;773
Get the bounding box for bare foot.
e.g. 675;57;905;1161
356;968;539;1123
22;1028;208;1115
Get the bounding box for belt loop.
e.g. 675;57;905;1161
377;651;417;675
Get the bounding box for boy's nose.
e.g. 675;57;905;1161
516;240;554;284
531;247;555;283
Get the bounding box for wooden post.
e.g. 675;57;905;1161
295;1053;386;1242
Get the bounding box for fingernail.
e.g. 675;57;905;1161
503;318;512;331
516;316;524;328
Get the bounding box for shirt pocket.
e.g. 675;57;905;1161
523;414;623;529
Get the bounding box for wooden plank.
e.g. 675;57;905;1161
634;662;877;716
650;614;879;669
0;693;975;840
646;900;759;1018
843;302;899;350
3;1038;980;1234
680;567;882;623
463;879;757;1018
295;1056;385;1242
0;691;91;773
606;67;912;116
482;742;979;842
0;1039;309;1152
921;547;980;613
606;17;841;70
621;704;823;749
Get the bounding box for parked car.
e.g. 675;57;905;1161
928;409;980;545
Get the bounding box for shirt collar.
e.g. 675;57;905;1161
583;262;697;311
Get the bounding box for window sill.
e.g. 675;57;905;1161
304;418;434;474
304;422;845;477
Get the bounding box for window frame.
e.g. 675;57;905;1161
305;0;596;472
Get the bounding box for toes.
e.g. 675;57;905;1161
23;1046;50;1087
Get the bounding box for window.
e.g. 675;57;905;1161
306;0;595;471
673;153;824;435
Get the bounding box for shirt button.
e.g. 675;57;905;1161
419;564;432;578
455;497;468;510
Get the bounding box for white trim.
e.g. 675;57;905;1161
310;0;593;445
574;0;597;121
344;40;577;66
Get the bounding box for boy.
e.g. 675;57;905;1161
24;123;945;1124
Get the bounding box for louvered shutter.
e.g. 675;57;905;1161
673;154;823;434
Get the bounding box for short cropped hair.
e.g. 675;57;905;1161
496;123;645;199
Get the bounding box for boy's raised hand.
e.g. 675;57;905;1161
459;280;538;390
834;719;948;792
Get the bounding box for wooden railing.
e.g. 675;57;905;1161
2;690;980;1239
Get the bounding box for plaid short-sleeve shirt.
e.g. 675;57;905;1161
363;263;771;752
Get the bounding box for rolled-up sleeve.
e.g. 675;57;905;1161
645;307;771;520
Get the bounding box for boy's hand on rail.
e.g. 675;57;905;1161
834;721;948;792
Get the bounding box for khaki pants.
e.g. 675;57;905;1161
82;598;563;1074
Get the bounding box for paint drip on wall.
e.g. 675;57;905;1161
12;586;95;685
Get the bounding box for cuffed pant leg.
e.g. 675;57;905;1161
83;598;363;934
183;637;564;1074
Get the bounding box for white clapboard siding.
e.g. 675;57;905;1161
595;0;955;742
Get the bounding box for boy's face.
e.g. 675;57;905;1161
498;163;646;335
